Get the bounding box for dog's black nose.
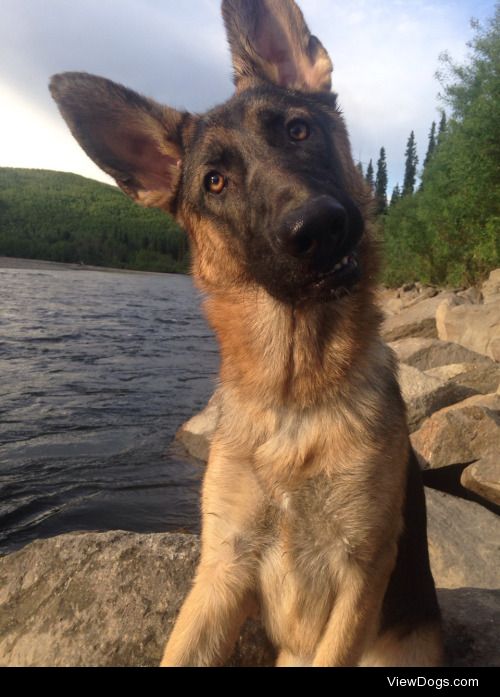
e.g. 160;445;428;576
276;196;347;261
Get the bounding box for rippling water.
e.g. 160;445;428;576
0;265;219;554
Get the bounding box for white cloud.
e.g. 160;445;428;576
0;82;113;185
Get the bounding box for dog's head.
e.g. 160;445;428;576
50;0;375;305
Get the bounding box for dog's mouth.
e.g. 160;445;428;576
309;248;361;295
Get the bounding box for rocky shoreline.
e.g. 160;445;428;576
0;270;498;667
0;255;176;276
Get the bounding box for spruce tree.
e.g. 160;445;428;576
424;122;437;168
390;184;401;207
365;159;374;190
403;131;418;196
437;111;447;144
375;147;388;215
356;161;364;178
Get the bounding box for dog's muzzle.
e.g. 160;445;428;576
273;194;364;292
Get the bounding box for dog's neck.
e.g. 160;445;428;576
203;285;383;409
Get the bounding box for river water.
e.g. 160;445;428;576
0;265;219;554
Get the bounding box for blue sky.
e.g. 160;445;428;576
0;0;497;194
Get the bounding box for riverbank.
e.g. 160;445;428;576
0;255;183;276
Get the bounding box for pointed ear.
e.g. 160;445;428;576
50;72;189;211
222;0;333;92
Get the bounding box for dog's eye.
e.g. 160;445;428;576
204;171;227;194
287;119;310;142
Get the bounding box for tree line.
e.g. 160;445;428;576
359;114;447;215
0;168;189;273
359;6;499;288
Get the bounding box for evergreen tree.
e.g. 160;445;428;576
375;147;388;215
437;111;447;144
356;161;364;178
390;184;401;207
402;131;419;196
365;159;374;190
424;121;437;168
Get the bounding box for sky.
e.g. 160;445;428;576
1;0;497;195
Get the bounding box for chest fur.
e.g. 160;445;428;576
256;475;370;654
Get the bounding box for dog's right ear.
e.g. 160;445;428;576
50;72;189;211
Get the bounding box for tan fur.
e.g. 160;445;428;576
161;297;411;665
49;0;442;669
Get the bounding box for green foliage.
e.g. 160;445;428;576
382;7;500;287
0;168;189;273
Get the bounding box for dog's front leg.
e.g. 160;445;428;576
312;546;396;667
160;557;254;667
161;443;262;667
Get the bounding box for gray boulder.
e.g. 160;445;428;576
424;363;499;395
439;588;500;667
461;455;500;506
457;287;483;304
382;292;454;342
411;405;500;470
426;488;500;590
438;392;500;416
481;268;500;301
377;285;439;317
0;532;273;668
436;296;500;362
398;364;476;432
389;337;493;372
426;490;500;667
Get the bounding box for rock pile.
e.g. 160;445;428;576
381;271;499;509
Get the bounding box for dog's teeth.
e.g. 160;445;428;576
342;257;349;266
333;263;342;271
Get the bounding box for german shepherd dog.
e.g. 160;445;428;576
50;0;442;667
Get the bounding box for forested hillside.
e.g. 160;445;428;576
0;168;188;273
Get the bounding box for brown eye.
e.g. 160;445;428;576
204;171;227;194
287;119;310;141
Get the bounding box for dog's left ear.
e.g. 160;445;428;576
222;0;333;92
